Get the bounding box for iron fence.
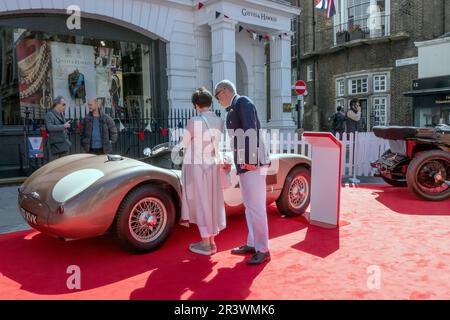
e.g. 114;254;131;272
22;108;222;174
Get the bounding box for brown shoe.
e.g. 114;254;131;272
231;245;256;255
247;251;271;265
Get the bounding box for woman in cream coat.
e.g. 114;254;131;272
179;87;226;256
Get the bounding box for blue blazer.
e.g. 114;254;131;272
226;95;270;175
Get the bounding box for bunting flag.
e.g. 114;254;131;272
258;35;263;42
239;26;244;32
161;128;168;137
197;2;204;10
215;11;229;19
41;128;48;139
77;121;83;133
264;35;270;41
252;33;257;40
138;131;145;141
118;120;126;132
144;122;153;132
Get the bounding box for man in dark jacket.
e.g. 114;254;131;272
330;106;346;137
81;98;118;154
45;96;72;162
215;79;271;265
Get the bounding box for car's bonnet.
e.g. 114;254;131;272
21;154;148;204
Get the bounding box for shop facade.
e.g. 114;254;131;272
404;35;450;127
0;0;299;176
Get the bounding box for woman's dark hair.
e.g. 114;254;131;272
191;87;213;108
350;98;359;108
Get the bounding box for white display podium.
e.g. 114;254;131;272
303;132;342;228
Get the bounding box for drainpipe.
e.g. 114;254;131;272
443;0;446;35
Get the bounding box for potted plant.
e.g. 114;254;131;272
348;24;364;41
336;30;348;44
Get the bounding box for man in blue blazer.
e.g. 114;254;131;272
214;80;271;265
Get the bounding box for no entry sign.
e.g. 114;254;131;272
294;80;306;95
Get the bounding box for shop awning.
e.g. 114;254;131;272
404;87;450;96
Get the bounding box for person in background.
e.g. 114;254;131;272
81;98;118;155
45;96;72;161
330;105;347;138
346;98;362;134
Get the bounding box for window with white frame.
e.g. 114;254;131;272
373;74;387;92
336;79;345;97
336;99;346;111
349;77;368;95
307;65;314;82
372;96;388;126
347;0;371;28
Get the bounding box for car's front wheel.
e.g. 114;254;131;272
114;185;176;253
276;166;311;217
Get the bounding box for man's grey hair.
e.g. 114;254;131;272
52;95;65;108
215;80;236;95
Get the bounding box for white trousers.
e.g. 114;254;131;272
238;168;269;253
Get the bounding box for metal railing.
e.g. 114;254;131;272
20;108;222;174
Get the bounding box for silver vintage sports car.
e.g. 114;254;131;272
18;143;311;253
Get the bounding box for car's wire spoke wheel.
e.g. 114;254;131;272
416;160;449;193
406;150;450;201
115;185;176;253
276;166;311;217
129;197;167;243
288;175;309;209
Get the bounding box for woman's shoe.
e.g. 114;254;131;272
189;242;213;256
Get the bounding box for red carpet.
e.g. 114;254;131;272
0;185;449;300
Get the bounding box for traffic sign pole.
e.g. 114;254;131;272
294;80;307;131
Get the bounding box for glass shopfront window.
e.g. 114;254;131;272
414;94;450;127
0;16;166;127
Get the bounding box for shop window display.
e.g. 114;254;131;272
0;26;157;125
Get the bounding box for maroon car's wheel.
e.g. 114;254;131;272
276;166;311;217
406;150;450;201
115;185;176;253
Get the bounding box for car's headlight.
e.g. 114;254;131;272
52;169;104;203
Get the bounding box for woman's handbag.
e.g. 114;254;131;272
200;114;232;190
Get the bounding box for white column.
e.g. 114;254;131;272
269;36;295;129
209;18;237;88
194;25;212;90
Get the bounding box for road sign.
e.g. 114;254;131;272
294;80;306;95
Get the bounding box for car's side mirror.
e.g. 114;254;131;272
143;148;152;157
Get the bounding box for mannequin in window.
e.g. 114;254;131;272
68;68;86;103
109;68;122;116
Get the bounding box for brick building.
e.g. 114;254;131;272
292;0;450;131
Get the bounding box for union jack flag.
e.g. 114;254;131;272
315;0;327;10
315;0;336;18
